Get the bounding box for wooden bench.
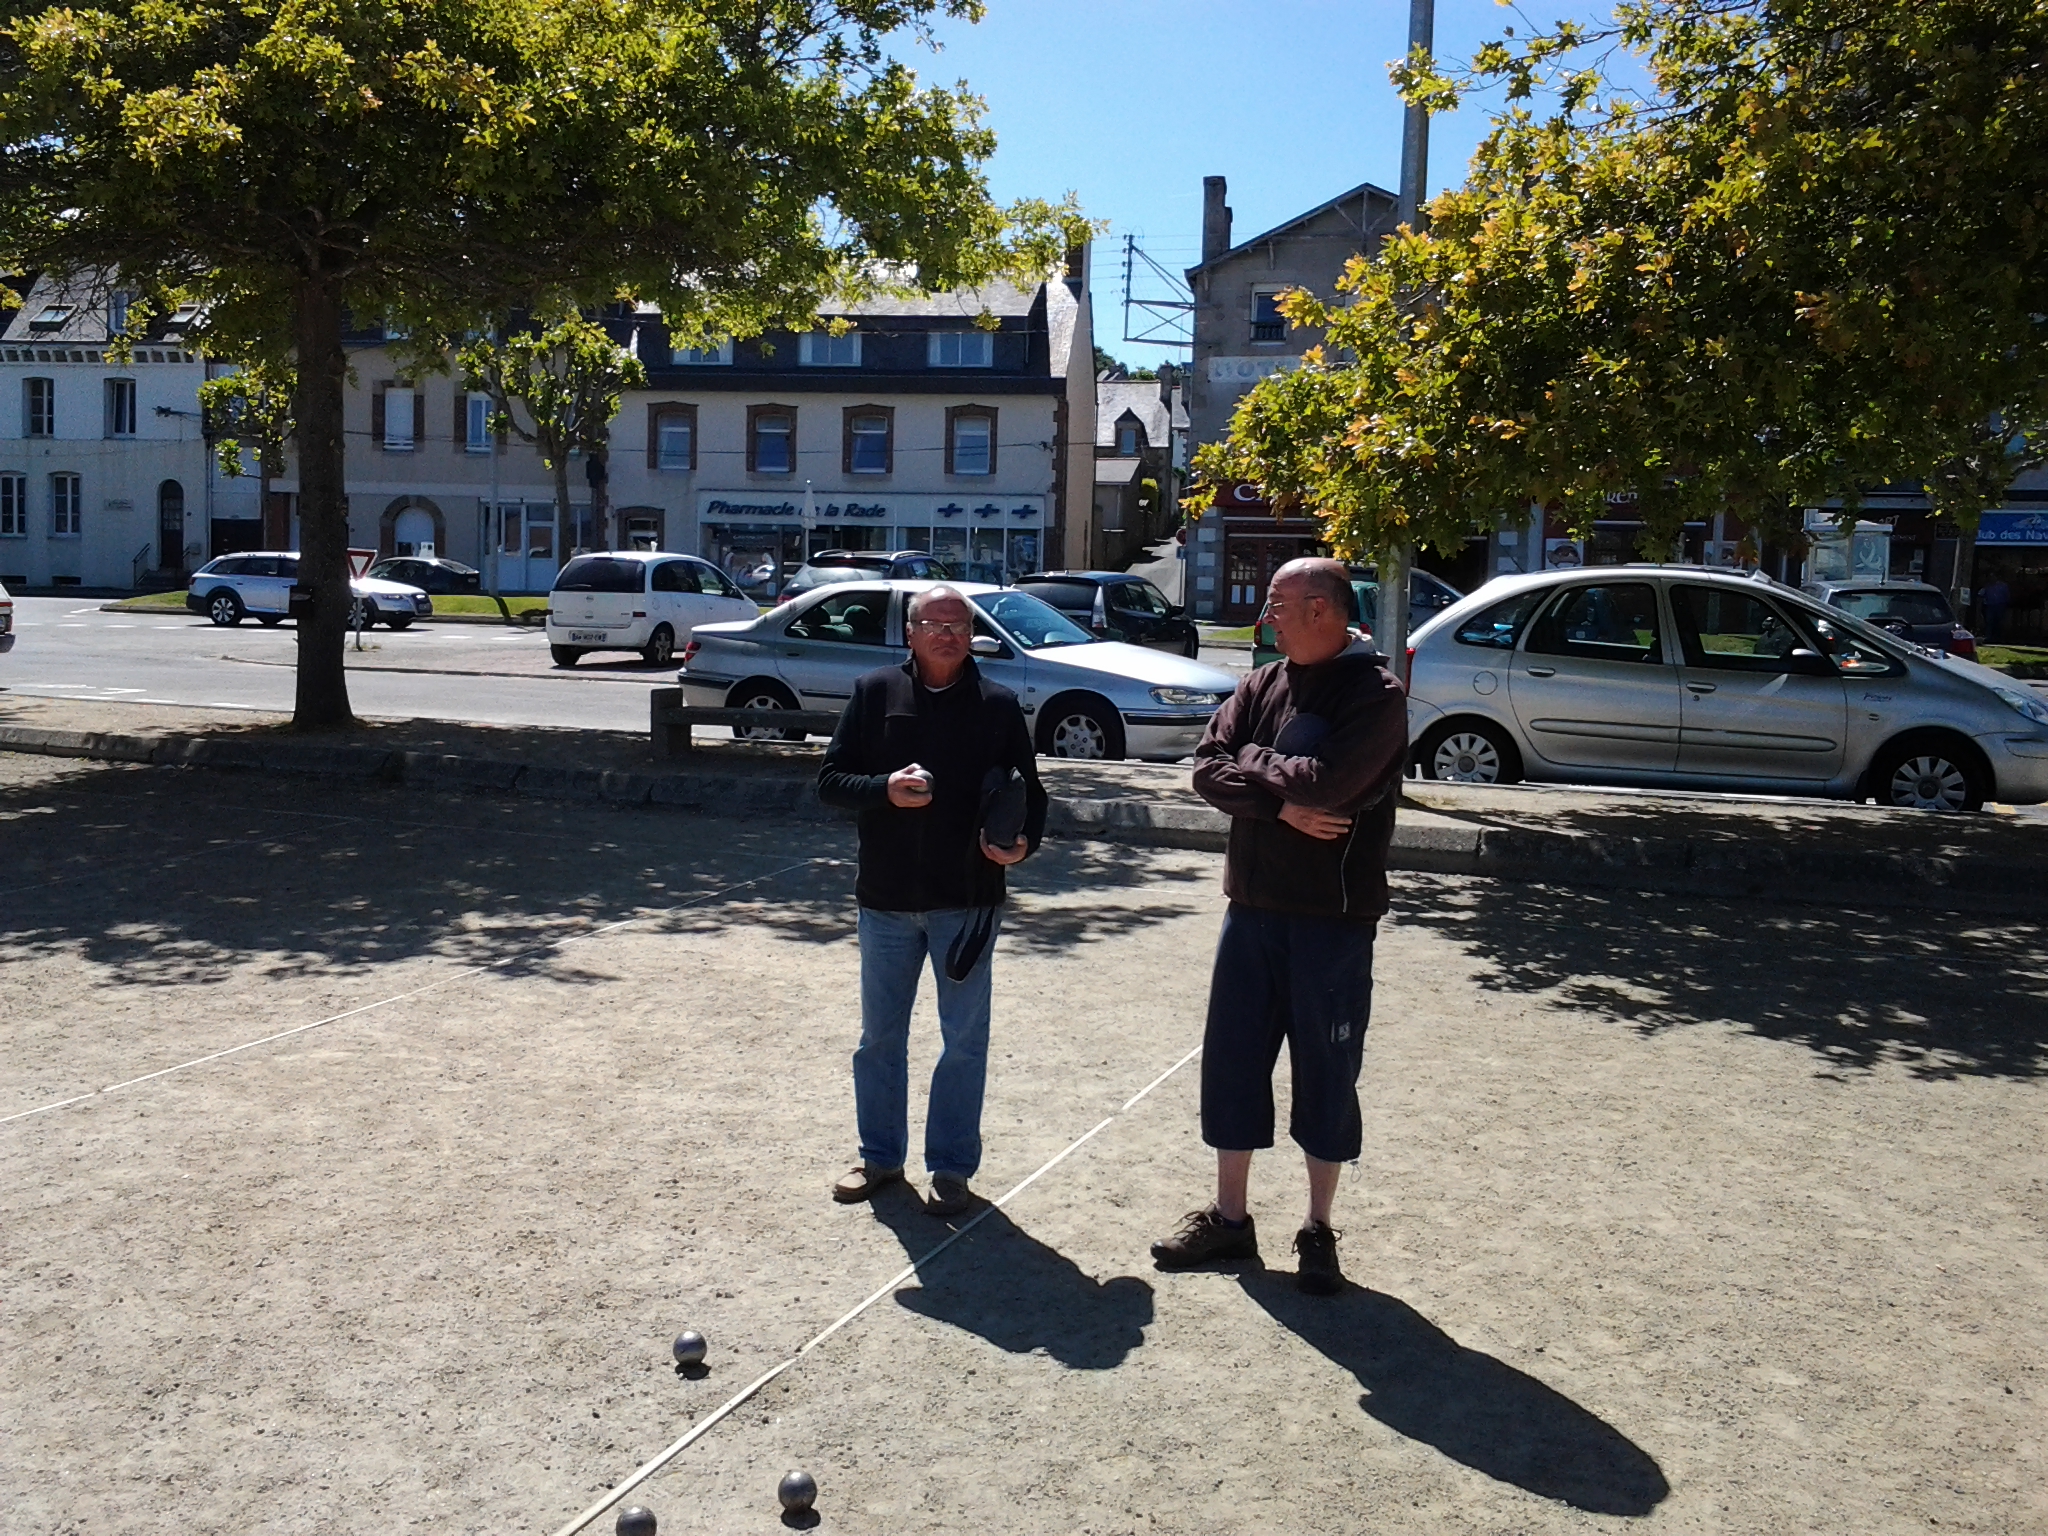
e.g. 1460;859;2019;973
649;687;842;760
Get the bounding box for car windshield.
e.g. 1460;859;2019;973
972;590;1095;649
787;566;866;593
553;556;644;593
1832;589;1954;626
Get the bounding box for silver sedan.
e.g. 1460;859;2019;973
677;579;1240;760
1405;565;2048;811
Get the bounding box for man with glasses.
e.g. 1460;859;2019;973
1151;557;1408;1294
818;585;1048;1217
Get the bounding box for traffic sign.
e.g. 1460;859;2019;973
347;548;377;579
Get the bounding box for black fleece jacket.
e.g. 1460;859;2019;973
1191;638;1408;922
817;657;1048;912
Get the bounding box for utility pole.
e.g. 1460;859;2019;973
1382;0;1434;683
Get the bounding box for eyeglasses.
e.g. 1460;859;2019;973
1261;597;1326;618
909;620;973;636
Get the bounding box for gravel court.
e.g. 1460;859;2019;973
3;756;2044;1535
0;758;825;1118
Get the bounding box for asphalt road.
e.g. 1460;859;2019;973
0;596;1254;732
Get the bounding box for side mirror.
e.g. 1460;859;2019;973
1787;648;1835;676
969;635;1003;657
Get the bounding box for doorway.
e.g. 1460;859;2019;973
157;480;185;571
488;501;560;593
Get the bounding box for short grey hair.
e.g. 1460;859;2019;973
907;583;969;621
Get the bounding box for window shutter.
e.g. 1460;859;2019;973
412;389;425;446
454;390;467;445
371;384;388;448
647;404;660;469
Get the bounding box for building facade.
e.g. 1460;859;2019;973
0;273;255;588
1090;370;1186;572
1181;175;1400;620
264;254;1096;594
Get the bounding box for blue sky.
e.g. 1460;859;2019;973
910;1;1628;368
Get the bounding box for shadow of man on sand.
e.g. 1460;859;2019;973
867;1186;1153;1370
1238;1271;1669;1517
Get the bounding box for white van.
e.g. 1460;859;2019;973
546;552;759;667
0;577;13;653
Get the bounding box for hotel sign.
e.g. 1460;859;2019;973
699;492;1044;525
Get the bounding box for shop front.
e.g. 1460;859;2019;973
1970;509;2048;645
697;492;1045;598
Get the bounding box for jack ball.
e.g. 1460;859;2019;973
671;1331;706;1367
615;1507;657;1536
778;1470;818;1513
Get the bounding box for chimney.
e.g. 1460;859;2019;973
1157;361;1176;408
1201;177;1232;263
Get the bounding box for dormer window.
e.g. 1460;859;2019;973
927;331;993;368
109;293;131;333
672;339;733;366
169;303;205;327
798;331;861;367
1117;423;1140;456
30;306;72;329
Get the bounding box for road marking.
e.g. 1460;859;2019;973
545;1041;1205;1536
0;858;821;1131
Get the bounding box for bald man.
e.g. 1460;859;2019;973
1151;558;1407;1294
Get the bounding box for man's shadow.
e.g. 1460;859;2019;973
1239;1272;1669;1517
867;1186;1153;1370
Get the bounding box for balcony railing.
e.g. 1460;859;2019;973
1250;321;1286;343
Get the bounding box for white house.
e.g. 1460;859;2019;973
0;272;255;588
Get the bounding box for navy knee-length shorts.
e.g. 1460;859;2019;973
1199;902;1377;1164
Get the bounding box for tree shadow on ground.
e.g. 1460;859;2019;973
1393;874;2048;1080
866;1184;1154;1370
0;759;843;990
665;834;1211;955
1239;1270;1669;1517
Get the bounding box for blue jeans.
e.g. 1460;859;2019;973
853;905;1001;1179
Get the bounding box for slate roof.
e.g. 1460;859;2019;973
1095;379;1173;449
1094;457;1143;486
0;269;199;347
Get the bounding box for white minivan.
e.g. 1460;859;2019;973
546;552;759;667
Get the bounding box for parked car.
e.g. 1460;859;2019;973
365;556;481;595
1804;579;1976;659
677;580;1239;760
1405;566;2048;811
186;552;432;629
777;549;950;602
0;577;13;653
546;551;759;667
1012;572;1201;658
1251;568;1463;666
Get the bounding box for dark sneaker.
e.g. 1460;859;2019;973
926;1174;975;1217
1150;1206;1259;1270
1293;1222;1343;1295
832;1164;903;1204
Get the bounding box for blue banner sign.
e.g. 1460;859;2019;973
1976;511;2048;546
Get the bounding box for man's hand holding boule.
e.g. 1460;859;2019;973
979;833;1029;866
1278;802;1352;841
887;765;933;808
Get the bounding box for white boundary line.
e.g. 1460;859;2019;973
0;858;821;1130
545;1043;1204;1536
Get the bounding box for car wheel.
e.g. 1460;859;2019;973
1418;719;1522;785
1870;735;1987;812
1038;694;1126;760
257;614;283;627
206;591;244;626
642;623;675;666
550;645;581;668
348;597;372;629
384;615;413;631
727;680;806;742
1183;636;1201;659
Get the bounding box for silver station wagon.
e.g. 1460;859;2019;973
1406;566;2048;812
677;579;1239;760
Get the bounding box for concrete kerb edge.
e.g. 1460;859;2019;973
4;724;2044;914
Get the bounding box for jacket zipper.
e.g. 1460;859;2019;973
1338;812;1364;915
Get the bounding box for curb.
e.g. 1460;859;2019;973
5;723;2044;914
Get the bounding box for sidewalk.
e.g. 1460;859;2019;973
6;694;2046;914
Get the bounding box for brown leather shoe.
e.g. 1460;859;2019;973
832;1164;903;1204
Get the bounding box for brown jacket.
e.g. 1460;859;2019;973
1191;639;1408;921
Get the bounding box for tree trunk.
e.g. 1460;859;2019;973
552;452;575;564
291;278;355;729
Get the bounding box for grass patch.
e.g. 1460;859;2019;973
1978;643;2048;669
430;594;550;618
107;591;189;610
1204;625;1257;643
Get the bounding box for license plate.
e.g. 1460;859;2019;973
570;630;606;643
